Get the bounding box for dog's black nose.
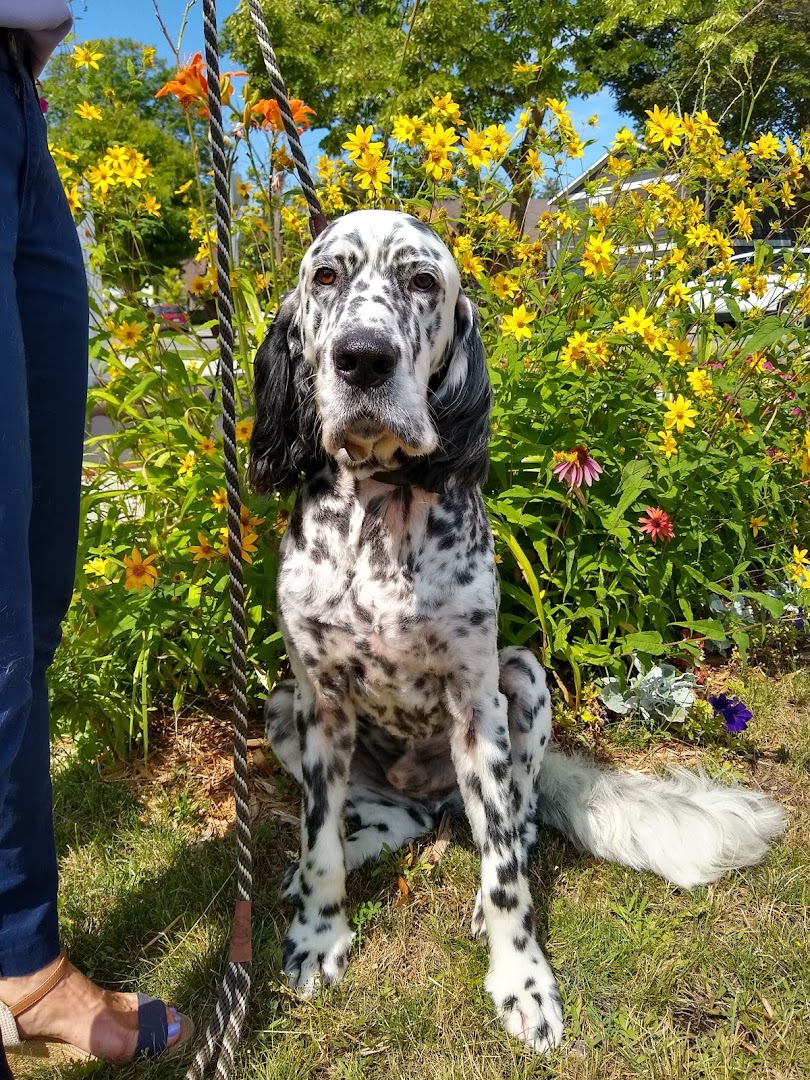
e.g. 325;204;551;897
333;334;397;390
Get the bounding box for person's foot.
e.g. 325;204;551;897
0;955;185;1062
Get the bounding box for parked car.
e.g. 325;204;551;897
150;302;189;329
684;247;810;325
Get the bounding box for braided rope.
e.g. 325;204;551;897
247;0;328;238
187;2;253;1077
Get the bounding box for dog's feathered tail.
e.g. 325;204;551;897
535;748;786;889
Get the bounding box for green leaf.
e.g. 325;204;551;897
621;630;665;655
670;619;726;639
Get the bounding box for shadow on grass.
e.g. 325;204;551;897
38;757;590;1080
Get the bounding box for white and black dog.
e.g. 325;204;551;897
249;209;786;1053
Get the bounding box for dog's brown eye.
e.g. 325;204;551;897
412;272;436;291
314;267;337;286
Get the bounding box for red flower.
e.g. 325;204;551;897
638;507;675;542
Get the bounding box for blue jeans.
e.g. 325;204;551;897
0;34;88;976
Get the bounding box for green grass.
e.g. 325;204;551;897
20;666;810;1080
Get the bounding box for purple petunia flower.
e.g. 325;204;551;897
708;693;752;734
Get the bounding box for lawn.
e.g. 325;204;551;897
21;666;810;1080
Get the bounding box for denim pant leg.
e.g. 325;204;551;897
0;42;89;976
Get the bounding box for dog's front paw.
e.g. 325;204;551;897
470;889;487;940
282;907;354;997
485;950;563;1054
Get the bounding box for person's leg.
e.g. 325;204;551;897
0;38;187;1060
0;38;57;979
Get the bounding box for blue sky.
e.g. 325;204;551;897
66;0;629;175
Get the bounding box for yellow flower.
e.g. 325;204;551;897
667;279;692;305
580;231;614;277
353;150;391;196
663;394;698;434
139;194;161;217
141;45;156;69
641;323;666;352
483;123;510;160
123;547;159;591
612;127;636;149
614;306;653;337
591;201;612;229
342;124;381;161
656;430;678;458
422;122;459;179
668;246;688;273
525;148;544;180
559;330;594;372
459;249;484;278
240;504;265;530
490;272;519;300
316;155;338;182
189;275;212;298
71;43;104;70
64;185;82;214
75;101;102;121
749;514;766;537
104;144;129;168
189;532;216;563
391;114;421;145
645;105;685;152
731;202;754;239
86;160;117;195
748;132;781;160
430;93;462;125
687;367;714;398
84;556;110;577
212;488;228;511
664;337;691;365
500;304;537;341
220;527;259;564
178;452;196;477
112;321;144;348
236;418;254;443
197;435;216;456
545;97;567;118
175;179;194;195
554;210;577;232
461;129;492;171
793;545;809;566
513;61;540;74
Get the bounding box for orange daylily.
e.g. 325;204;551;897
155;52;246;118
250;97;315;133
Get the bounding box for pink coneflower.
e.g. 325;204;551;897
552;446;602;491
638;507;675;542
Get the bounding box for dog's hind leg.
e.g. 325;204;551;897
264;680;301;781
469;647;552;939
265;686;442;877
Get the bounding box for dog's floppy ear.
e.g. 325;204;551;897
248;290;324;495
422;292;491;490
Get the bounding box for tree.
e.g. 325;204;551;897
42;39;205;277
569;0;810;143
224;0;809;156
222;0;572;153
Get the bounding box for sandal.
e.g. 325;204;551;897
0;953;194;1065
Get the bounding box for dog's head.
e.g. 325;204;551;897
249;209;491;494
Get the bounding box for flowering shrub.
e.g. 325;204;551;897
53;44;810;754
